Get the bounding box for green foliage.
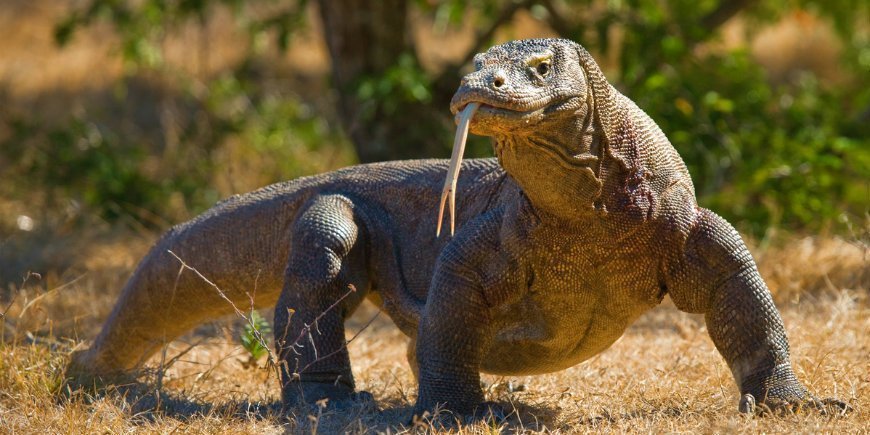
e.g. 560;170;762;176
416;0;868;235
632;49;868;235
355;53;433;115
240;310;272;362
0;0;351;225
593;0;869;234
0;115;214;223
56;0;244;68
11;0;867;237
229;78;353;185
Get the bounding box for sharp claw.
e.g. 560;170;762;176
814;397;853;415
738;392;852;417
436;102;479;237
739;393;756;414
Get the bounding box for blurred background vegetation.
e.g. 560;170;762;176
0;0;867;286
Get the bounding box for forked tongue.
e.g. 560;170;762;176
437;102;480;237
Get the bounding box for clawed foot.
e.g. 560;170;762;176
739;393;852;416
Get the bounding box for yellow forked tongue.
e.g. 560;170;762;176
436;102;480;237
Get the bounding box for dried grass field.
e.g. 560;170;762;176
0;232;867;433
1;1;868;433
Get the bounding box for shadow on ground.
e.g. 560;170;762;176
60;378;562;432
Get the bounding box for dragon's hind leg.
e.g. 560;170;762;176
275;194;372;409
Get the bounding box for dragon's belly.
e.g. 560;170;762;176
480;263;660;375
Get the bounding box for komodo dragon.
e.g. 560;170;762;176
69;38;845;417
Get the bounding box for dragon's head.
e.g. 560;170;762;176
450;38;614;141
436;39;621;235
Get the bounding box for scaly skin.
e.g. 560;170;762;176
68;38;844;417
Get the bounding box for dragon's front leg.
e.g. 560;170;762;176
666;208;848;414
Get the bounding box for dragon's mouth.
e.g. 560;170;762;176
452;98;548;121
463;103;543;123
452;96;580;129
436;94;584;237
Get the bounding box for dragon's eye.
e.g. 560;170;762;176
526;53;553;77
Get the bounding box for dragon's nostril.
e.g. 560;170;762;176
491;70;507;89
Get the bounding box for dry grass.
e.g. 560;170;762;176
1;1;866;432
0;231;867;434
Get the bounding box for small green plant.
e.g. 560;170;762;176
239;310;271;368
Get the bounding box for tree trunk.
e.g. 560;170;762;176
317;0;452;162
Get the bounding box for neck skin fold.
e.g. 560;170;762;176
494;109;605;224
